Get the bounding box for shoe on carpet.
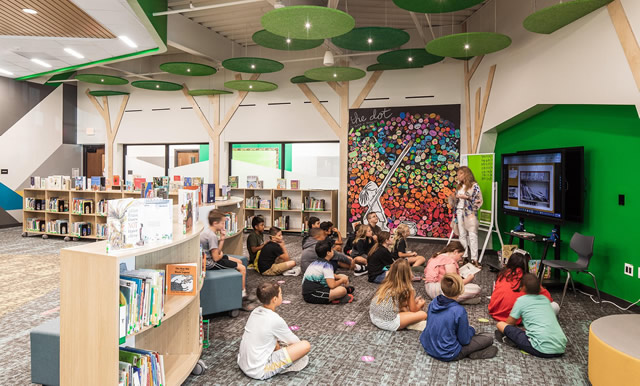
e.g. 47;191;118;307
354;264;368;276
345;285;355;294
242;289;247;298
495;329;517;347
331;294;354;304
283;266;301;276
406;320;427;331
468;345;498;359
282;355;309;373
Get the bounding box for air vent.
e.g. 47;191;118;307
239;104;256;107
125;109;143;113
151;108;170;111
180;107;193;110
364;97;389;101
304;100;328;103
405;95;434;99
267;102;291;106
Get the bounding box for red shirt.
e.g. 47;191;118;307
488;268;553;322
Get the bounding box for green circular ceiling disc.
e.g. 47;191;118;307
253;29;324;51
188;89;233;96
393;0;484;13
290;75;322;84
159;62;216;76
261;6;355;40
75;74;128;85
426;32;511;57
377;49;444;67
304;67;366;82
331;27;410;51
523;0;613;34
222;57;284;73
224;80;278;92
131;80;183;91
366;63;422;71
88;90;130;96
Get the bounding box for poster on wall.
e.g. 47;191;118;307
347;105;460;238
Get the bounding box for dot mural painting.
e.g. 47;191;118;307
347;105;461;238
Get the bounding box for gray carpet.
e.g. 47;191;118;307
0;227;632;385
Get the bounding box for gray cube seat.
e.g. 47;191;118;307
200;254;248;315
30;317;60;386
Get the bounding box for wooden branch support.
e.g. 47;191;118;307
351;71;383;109
297;83;341;136
473;65;496;153
608;0;640;91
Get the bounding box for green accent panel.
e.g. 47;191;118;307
199;144;209;162
426;32;512;57
253;29;324;50
75;74;129;85
465;154;494;220
524;0;613;34
136;0;168;43
366;63;422;71
261;6;355;40
131;80;183;91
232;143;282;168
493;105;640;304
377;49;443;67
304;66;366;82
45;71;76;87
285;143;292;172
224;80;278;92
393;0;484;13
290;75;322;84
159;62;216;76
89;90;130;96
491;105;555;134
331;27;410;51
222;57;284;73
188;89;233;96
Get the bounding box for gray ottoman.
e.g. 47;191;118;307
30;317;60;386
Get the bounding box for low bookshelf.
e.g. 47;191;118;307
230;188;337;233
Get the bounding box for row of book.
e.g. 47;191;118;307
25;198;45;211
303;196;326;211
70;222;92;237
47;198;68;212
97;199;108;216
46;219;68;234
224;212;238;235
274;196;291;210
245;196;263;209
230;176;300;190
119;269;166;339
119;347;165;386
30;175;110;191
245;215;262;230
274;215;291;230
96;223;108;238
72;198;94;215
25;218;45;232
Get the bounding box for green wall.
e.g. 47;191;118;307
493;105;640;304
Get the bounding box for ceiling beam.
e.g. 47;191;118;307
167;13;242;62
409;12;427;45
154;0;263;16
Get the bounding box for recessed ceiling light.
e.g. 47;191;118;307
408;57;413;62
31;58;51;68
249;85;253;89
250;64;255;69
118;36;138;48
286;38;291;44
333;73;337;77
64;48;84;59
0;68;14;76
187;68;191;72
305;22;311;29
100;78;104;82
464;44;470;49
367;38;373;44
156;84;160;88
22;8;38;15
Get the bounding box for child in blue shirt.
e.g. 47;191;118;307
496;273;567;358
420;273;497;361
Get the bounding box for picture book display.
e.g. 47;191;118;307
107;198;173;252
277;178;286;189
229;176;238;188
290;180;300;189
166;263;197;296
247;175;258;188
179;189;199;234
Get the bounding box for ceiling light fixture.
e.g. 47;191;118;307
408;57;413;62
305;22;311;29
31;58;51;68
286;38;291;44
323;50;334;66
22;8;38;14
367;38;373;44
187;68;191;72
251;64;255;69
464;44;470;49
249;84;253;89
0;68;14;76
100;78;104;82
118;35;138;48
64;48;84;59
156;84;160;88
333;73;337;78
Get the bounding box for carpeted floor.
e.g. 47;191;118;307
0;227;632;385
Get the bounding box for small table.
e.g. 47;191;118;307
506;231;562;283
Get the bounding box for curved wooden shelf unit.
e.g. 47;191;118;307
209;196;243;207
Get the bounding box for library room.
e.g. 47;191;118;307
0;0;638;385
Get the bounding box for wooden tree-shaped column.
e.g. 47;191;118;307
464;56;497;153
182;73;260;188
296;70;384;233
607;0;640;92
85;89;130;180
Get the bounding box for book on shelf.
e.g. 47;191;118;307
178;189;198;235
202;183;216;204
62;176;71;190
304;196;325;211
98;199;108;216
73;176;86;190
274;196;290;210
245;214;262;230
274;215;290;230
174;175;181;181
229;176;238;188
167;263;197;296
30;176;40;189
133;178;145;191
220;185;231;198
259;199;271;209
257;180;264;189
46;219;68;234
119;347;165;386
107;198;173;252
169;181;182;193
153;177;169;199
247;175;258;188
48;175;62;190
40;178;46;189
290;180;300;190
71;222;92;237
113;175;121;189
25;198;46;211
47;197;68;212
245;195;260;209
141;182;154;198
276;178;286;189
90;176;105;191
72;198;94;214
184;177;192;187
26;218;46;232
120;268;166;335
96;223;108;238
223;211;238;235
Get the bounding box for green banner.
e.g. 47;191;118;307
462;153;494;223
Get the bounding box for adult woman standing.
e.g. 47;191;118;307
451;166;483;266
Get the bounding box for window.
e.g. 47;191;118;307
124;143;209;182
230;142;339;189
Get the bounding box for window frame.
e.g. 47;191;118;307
122;142;209;178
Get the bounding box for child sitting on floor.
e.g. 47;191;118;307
488;250;559;321
420;273;497;361
246;216;266;269
238;282;311;380
366;212;382;240
351;224;374;275
423;241;481;304
257;227;298;276
367;231;396;284
301;216;320;247
496;273;567;358
300;228;353;273
392;224;426;268
369;259;427;331
302;240;354;304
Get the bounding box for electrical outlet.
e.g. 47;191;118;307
624;263;633;277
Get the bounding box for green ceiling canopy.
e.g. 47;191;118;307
304;66;366;82
131;80;183;91
159;62;216;76
224;80;278;92
393;0;484;13
222;57;284;73
331;27;410;51
426;32;512;57
75;74;128;85
261;6;355;40
188;89;233;96
88;90;130;96
523;0;613;34
252;29;324;50
377;49;444;67
290;75;322;84
366;63;422;71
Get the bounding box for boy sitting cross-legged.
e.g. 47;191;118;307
420;273;497;361
301;228;355;273
238;282;311;380
302;239;355;304
257;227;299;276
495;273;567;358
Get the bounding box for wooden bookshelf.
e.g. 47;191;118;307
22;188;179;241
230;188;337;233
199;196;244;255
60;218;204;385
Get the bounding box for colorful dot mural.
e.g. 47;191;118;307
347;105;461;238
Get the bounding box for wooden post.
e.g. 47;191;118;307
608;0;640;91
